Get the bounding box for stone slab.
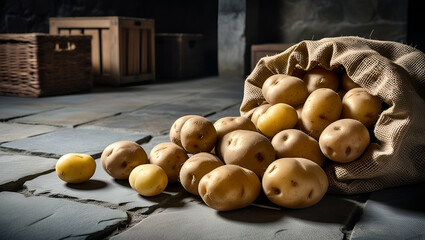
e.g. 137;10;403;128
113;194;362;240
0;123;59;143
0;191;127;240
11;107;119;127
351;182;425;240
0;152;56;191
140;135;172;155
207;103;243;123
0;128;150;158
80;112;180;136
0;101;62;121
141;102;215;117
25;158;183;212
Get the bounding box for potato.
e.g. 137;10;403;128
170;115;197;148
257;103;298;138
198;165;261;211
56;153;96;184
179;152;223;195
179;115;217;154
101;141;147;179
341;72;360;91
261;74;308;107
262;158;328;209
319;118;370;163
295;104;305;131
129;164;168;197
301;88;342;139
303;66;339;93
341;88;382;127
271;129;325;167
216;130;275;177
214;116;256;140
149;142;188;183
250;103;271;129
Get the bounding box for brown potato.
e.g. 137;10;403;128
301;88;342;139
170;115;197;148
261;74;308;107
198;165;261;211
303;66;339;93
149;142;188;183
180;115;217;154
100;141;147;179
214;116;256;140
341;88;382;127
216;130;275;177
179;152;223;195
271;129;325;167
341;72;360;91
262;158;328;209
319;118;370;163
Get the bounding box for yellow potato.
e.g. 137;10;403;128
180;115;217;154
301;88;342;139
213;116;256;140
250;103;271;129
100;141;147;179
261;74;308;107
341;88;382;127
129;164;168;197
271;129;325;167
341;72;360;91
179;152;223;195
303;66;339;93
257;103;298;138
56;153;96;184
319;118;370;163
149;142;188;183
216;130;275;177
169;115;197;148
198;165;261;211
262;158;328;209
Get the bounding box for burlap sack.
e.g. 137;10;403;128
241;36;425;194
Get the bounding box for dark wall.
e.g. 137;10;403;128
0;0;218;76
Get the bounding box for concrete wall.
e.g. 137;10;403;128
218;0;411;77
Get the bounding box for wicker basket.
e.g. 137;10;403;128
0;33;92;97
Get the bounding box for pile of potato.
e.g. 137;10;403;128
56;65;382;212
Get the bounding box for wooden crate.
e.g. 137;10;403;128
50;16;155;85
251;43;294;71
156;33;204;79
0;33;92;97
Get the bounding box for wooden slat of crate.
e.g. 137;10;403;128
49;17;155;85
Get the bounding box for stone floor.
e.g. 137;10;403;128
0;76;424;240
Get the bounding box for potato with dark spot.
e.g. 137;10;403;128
261;74;309;107
180;116;217;154
214;116;256;140
216;130;275;177
198;165;261;211
301;88;342;139
341;88;382;127
149;142;188;183
179;152;223;195
319;119;370;163
303;66;339;93
170;115;197;147
262;158;328;209
271;129;325;167
101;141;147;179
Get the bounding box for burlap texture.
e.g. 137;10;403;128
241;36;425;194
